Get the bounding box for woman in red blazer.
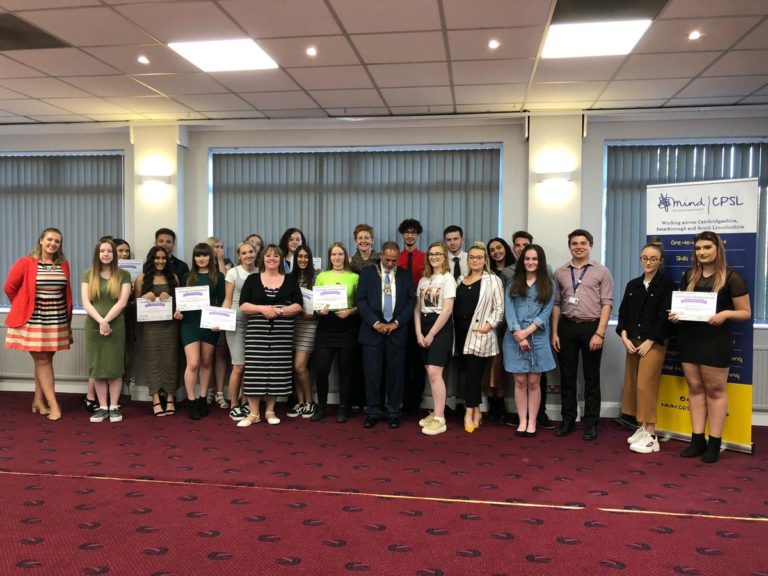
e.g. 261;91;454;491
5;228;73;420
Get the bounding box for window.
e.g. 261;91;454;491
211;146;501;263
605;142;767;323
0;153;124;308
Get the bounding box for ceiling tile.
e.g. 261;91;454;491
0;54;47;78
41;97;133;114
310;88;384;108
330;0;440;33
0;77;92;98
107;96;195;113
114;1;244;43
534;56;624;82
0;0;100;7
240;91;318;110
82;113;149;121
0;85;24;99
454;83;525;104
17;7;156;47
210;69;300;92
676;75;768;97
734;19;768;49
617;52;721;79
133;73;228;95
702;50;768;76
264;108;327;118
391;105;454;115
380;86;453;106
525;101;593;111
27;114;90;122
526;81;606;102
452;59;533;85
665;96;742;106
289;66;373;90
352;32;445;64
599;78;690;100
173;93;253;111
64;75;159;97
326;107;389;116
199;110;267;119
84;45;197;75
0;116;37;124
258;36;359;68
3;48;119;76
592;99;669;109
448;28;544;61
220;0;339;37
368;62;450;87
144;111;207;121
443;0;553;29
456;103;520;112
634;17;760;53
0;99;70;115
660;0;768;18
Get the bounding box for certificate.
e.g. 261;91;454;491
118;259;143;281
200;306;236;331
313;285;348;311
136;298;173;322
313;257;323;272
175;286;210;311
301;288;314;315
671;291;718;322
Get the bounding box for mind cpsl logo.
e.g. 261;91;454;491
657;193;705;213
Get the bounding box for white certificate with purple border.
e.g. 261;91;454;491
118;259;143;281
136;298;173;322
175;286;209;311
671;291;718;322
200;306;236;331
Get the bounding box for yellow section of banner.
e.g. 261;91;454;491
656;374;753;448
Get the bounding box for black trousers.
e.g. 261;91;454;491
460;353;489;408
314;346;357;407
362;338;406;417
557;318;602;426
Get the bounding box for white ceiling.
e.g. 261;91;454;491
0;0;766;124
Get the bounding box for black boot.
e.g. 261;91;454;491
310;404;326;422
198;397;209;417
702;436;722;463
187;398;200;420
336;405;349;423
680;432;707;458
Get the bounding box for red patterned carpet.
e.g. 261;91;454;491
1;393;766;575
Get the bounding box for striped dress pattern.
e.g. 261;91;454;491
6;263;72;352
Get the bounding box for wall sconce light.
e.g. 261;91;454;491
140;174;172;185
536;171;573;183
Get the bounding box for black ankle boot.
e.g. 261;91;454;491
310;404;326;422
187;398;200;420
702;436;722;463
680;432;707;458
198;397;209;417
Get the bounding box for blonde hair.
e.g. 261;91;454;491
31;227;65;264
423;242;450;278
88;240;122;301
686;231;727;293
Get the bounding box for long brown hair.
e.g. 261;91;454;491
87;239;122;301
187;242;218;287
509;244;552;303
686;230;727;293
30;227;65;264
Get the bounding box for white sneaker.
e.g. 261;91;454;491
627;424;646;444
418;412;435;427
301;402;316;419
287;403;302;418
421;417;446;436
630;431;660;453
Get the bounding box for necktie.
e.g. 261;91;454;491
407;251;413;274
453;256;460;280
383;271;393;322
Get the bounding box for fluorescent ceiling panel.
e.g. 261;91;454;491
168;39;278;72
542;20;651;58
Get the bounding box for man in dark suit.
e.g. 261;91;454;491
356;241;416;429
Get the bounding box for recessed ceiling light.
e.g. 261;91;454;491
542;19;652;58
488;39;500;50
688;30;702;40
137;55;150;65
306;46;318;57
168;38;278;72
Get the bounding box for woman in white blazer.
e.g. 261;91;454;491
453;244;504;433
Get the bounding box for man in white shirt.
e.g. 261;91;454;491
443;225;468;280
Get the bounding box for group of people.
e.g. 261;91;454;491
4;222;750;462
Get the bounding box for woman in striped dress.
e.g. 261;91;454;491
5;228;73;421
237;244;303;427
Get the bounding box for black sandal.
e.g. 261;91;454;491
152;402;167;417
164;396;176;416
82;396;98;413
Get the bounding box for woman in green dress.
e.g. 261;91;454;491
81;239;132;423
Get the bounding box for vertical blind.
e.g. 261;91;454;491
0;153;124;308
212;148;501;264
606;142;767;323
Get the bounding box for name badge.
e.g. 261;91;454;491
567;296;579;305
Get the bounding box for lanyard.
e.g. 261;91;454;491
570;264;590;294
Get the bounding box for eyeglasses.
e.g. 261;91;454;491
640;256;660;263
428;252;445;257
468;255;485;261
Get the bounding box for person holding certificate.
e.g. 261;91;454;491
414;242;456;436
310;242;359;423
81;239;132;423
222;241;257;421
176;243;225;420
287;245;319;419
136;246;180;416
237;244;303;427
615;242;675;453
670;231;751;463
